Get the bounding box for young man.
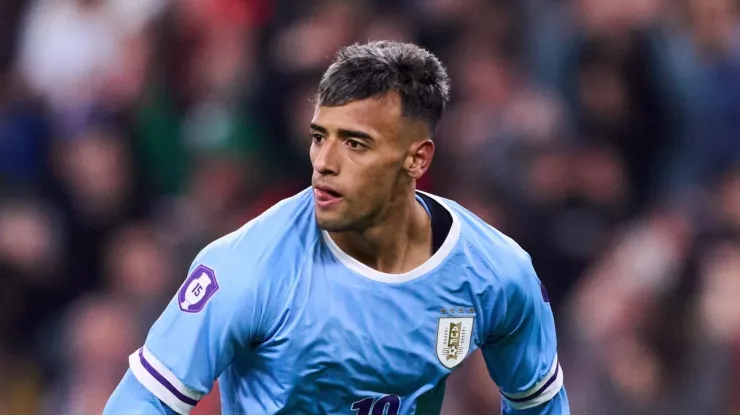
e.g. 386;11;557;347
104;41;569;415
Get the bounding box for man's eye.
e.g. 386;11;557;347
311;133;324;143
347;139;363;149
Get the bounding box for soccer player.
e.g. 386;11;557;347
104;41;569;415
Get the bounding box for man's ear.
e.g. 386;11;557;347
404;139;435;180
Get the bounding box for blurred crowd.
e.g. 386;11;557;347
1;0;740;413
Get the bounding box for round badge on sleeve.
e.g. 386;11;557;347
178;265;219;313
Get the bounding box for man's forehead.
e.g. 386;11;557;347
312;94;403;132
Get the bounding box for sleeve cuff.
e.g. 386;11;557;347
500;354;564;410
129;347;204;414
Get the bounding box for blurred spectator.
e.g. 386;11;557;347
681;0;740;187
43;294;139;414
53;126;136;224
271;0;365;75
103;222;176;329
17;0;164;135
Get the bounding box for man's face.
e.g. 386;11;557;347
310;93;410;232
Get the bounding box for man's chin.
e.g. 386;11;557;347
315;213;353;233
316;219;349;233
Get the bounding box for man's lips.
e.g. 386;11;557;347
314;185;342;206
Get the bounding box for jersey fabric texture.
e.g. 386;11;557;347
104;188;568;415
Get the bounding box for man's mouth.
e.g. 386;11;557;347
314;185;343;207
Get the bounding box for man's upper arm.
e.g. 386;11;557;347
127;240;268;414
480;255;567;414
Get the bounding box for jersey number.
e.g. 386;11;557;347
351;395;401;415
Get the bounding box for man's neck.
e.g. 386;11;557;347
329;192;432;274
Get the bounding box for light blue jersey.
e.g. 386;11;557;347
105;188;568;415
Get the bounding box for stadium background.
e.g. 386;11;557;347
1;0;740;413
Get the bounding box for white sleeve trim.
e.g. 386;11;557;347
501;354;564;410
128;347;204;414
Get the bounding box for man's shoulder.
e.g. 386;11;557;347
195;188;318;280
434;195;547;318
434;194;534;287
171;190;317;334
231;187;317;245
433;194;529;264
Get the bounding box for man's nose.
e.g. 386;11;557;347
312;139;340;175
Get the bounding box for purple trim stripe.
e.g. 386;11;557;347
139;349;199;406
501;362;559;403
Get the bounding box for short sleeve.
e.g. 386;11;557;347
128;242;266;414
481;257;564;413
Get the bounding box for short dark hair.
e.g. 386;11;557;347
316;41;451;133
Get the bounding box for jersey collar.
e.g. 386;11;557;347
320;191;461;284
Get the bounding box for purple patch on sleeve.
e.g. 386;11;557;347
178;265;219;313
540;282;550;303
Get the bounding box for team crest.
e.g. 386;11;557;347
436;308;475;369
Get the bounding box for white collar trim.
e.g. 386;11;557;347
321;191;461;284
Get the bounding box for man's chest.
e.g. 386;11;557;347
251;275;483;411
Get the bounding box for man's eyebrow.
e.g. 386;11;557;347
337;128;374;142
309;123;328;134
310;123;374;142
